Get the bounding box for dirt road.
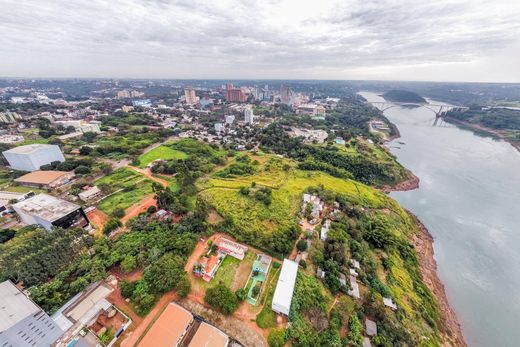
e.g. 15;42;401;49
120;195;157;224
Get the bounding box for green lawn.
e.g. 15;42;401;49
256;266;281;328
138;145;187;168
96;168;141;189
97;179;154;215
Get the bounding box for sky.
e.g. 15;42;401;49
1;0;519;82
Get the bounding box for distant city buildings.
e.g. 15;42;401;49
280;84;292;104
224;83;247;102
0;110;22;123
117;90;143;98
0;280;63;346
184;87;198;105
214;123;224;133
225;115;235;124
244;106;254;125
55;120;101;133
2;144;65;172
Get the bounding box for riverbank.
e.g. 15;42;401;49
444;116;520;153
380;169;419;192
410;214;467;347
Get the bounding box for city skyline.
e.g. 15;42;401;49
1;0;519;82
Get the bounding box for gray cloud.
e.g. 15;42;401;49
0;0;519;81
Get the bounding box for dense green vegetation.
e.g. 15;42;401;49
260;124;409;186
446;108;520;140
204;283;239;314
382;90;426;103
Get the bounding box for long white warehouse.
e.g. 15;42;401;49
2;144;65;171
271;259;298;316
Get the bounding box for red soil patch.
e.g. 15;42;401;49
87;209;109;231
121;195;157;224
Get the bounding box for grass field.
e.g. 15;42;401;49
201;155;398;245
95;168;155;215
255;265;281;328
138;145;187;168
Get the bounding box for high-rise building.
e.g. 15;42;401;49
224;83;247;102
280;84;292;104
117;90;131;98
244;106;254;125
184;87;197;105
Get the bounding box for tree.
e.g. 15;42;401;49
204;283;239;314
74;165;91;175
296;239;308;252
235;288;247;301
121;255;137;273
147;205;157;214
268;329;286;347
348;315;364;347
143;253;185;294
104;218;122;235
112;208;125;218
79;146;92;155
120;280;136;298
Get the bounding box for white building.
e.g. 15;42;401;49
321;219;331;241
244;106;254;125
12;193;89;231
0;280;63;346
55;120;101;133
184;87;198;105
2;144;65;171
225;115;235;125
214;123;224;133
272;259;298;316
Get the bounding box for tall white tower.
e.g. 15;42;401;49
244;106;254;125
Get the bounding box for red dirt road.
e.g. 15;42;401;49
121;195;157;224
87;209;109;232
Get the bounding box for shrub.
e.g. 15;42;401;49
112;208;126;218
268;329;286;347
204;283;239;314
120;280;136;299
296;239;308;252
104;218;122;235
74;165;91;175
121;255;137;273
147;205;157;214
236;288;247;301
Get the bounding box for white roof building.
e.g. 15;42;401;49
321;219;331;241
272;259;299;316
0;280;63;346
78;186;101;202
12;193;89;231
2;144;65;171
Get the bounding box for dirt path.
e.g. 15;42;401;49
120;195;157;224
128;166;169;187
87;209;109;232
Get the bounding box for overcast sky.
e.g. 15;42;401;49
1;0;519;82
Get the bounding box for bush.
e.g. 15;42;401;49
147;205;157;214
104;218;122;234
120;280;136;299
112;208;126;218
268;329;286;347
296;239;308;252
204;283;239;314
236;288;247;301
74;165;91;175
121;255;137;273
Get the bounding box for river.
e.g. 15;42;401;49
359;91;520;347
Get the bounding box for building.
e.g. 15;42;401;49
0;280;63;346
0;134;24;144
78;186;102;202
383;297;397;310
52;281;131;347
320;219;331;241
225;115;235;124
365;318;377;337
184;87;198;105
280;84;292;104
214;123;224;133
0;111;22;123
122;105;134;112
138;302;193;347
55;120;101;133
244;106;254;125
15;170;74;189
117;90;131;98
215;236;248;260
12;193;90;231
188;322;229;347
224;83;247;102
0;190;34;214
2;144;65;172
272;259;299;316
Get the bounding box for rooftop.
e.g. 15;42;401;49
0;190;26;207
0;280;39;331
188;322;229;347
3;143;59;155
272;259;298;311
138;302;193;347
15;170;72;185
12;193;81;222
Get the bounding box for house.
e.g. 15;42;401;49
195;254;224;282
78;186;102;202
320;219;331;241
383;297;397;310
0;190;34;214
316;267;326;279
15;170;75;189
365;319;377;336
339;273;347;287
12;193;90;231
52;281;132;347
0;280;63;347
302;193;324;219
363;337;373;347
272;259;299;316
2;144;65;171
138;302;193;347
188;322;229;347
215;236;248;260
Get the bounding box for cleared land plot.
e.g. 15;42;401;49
95;168;155;215
138;145;187;168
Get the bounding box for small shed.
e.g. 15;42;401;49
365;318;377;336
